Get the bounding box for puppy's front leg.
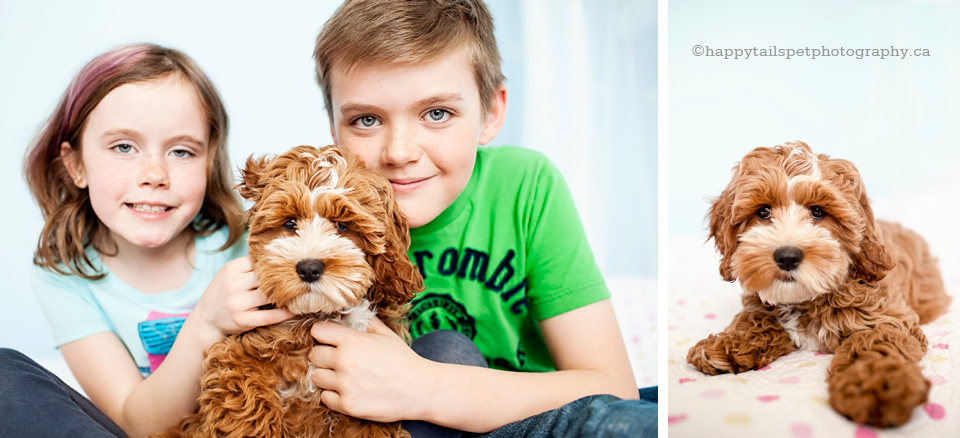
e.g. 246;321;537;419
827;324;929;428
687;294;797;374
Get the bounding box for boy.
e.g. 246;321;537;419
306;0;656;435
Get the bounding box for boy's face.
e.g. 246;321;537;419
327;50;505;228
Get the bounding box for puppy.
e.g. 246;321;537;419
687;141;950;428
162;145;423;437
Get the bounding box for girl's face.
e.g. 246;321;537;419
64;74;209;253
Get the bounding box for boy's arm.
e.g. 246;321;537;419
309;298;638;433
428;298;638;431
539;298;639;399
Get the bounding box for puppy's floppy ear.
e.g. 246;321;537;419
238;154;271;203
841;162;893;282
708;183;738;282
369;179;424;306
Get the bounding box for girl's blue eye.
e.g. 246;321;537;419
114;143;133;153
428;109;448;121
171;149;191;158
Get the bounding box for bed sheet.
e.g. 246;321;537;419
668;190;960;437
609;275;658;388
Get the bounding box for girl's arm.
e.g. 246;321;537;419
60;257;293;438
309;298;637;433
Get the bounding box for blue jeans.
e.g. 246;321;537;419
0;348;127;438
404;331;658;438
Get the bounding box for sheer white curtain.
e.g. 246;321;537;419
491;0;656;278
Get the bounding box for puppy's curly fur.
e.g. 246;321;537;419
687;141;950;428
158;145;423;438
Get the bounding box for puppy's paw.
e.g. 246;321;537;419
828;355;930;428
687;333;770;375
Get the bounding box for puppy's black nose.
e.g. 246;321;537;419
296;259;325;283
774;247;803;271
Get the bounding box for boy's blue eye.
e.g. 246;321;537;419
428;109;448;121
359;116;377;127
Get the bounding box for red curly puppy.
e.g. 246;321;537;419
158;145;423;438
687;141;950;428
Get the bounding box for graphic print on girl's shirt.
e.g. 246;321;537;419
138;310;189;376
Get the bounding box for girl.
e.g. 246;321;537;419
3;43;292;437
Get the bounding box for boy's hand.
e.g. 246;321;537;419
193;256;294;343
309;317;430;422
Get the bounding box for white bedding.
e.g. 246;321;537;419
609;275;658;389
668;189;960;437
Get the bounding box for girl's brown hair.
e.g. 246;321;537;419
313;0;506;121
24;43;243;280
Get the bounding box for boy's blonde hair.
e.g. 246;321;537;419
314;0;505;121
24;43;243;280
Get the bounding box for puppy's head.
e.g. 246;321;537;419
238;145;423;315
708;141;893;305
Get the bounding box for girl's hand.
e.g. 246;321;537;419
193;256;294;342
309;317;432;422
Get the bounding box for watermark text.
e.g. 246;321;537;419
690;45;930;60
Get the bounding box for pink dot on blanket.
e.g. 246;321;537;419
758;395;779;402
814;351;830;356
933;343;949;349
668;414;687;425
677;299;685;306
758;365;772;371
854;426;877;438
779;376;800;384
924;403;945;420
701;389;724;399
790;423;811;438
679;378;696;384
929;376;947;385
705;313;716;319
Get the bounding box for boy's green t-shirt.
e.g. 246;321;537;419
406;146;610;372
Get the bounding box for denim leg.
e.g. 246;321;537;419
410;329;489;368
0;348;127;438
404;330;488;438
637;385;658;403
478;390;658;438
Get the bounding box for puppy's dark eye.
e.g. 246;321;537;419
756;206;772;220
284;218;297;230
810;206;826;220
336;222;348;233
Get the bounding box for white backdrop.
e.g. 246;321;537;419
0;1;656;365
669;0;960;237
